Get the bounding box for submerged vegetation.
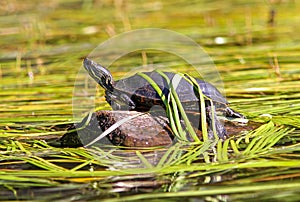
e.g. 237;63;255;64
0;0;300;201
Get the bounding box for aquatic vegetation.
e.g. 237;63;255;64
0;0;300;201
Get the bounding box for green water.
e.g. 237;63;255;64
1;0;300;201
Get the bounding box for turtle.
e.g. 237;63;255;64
83;58;245;139
59;111;174;147
58;110;255;148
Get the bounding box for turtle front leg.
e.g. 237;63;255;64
120;94;136;110
206;106;227;139
106;91;136;110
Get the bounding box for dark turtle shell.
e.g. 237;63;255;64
57;110;253;148
59;110;174;147
112;71;227;111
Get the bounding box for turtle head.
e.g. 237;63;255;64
83;58;114;92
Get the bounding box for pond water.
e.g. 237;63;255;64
0;0;300;201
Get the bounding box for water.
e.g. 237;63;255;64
0;0;300;201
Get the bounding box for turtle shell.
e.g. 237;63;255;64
111;71;227;111
59;110;174;147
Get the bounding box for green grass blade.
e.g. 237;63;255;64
137;72;182;139
135;151;153;168
85;112;143;147
155;70;197;141
181;74;210;141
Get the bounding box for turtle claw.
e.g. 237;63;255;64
226;107;245;119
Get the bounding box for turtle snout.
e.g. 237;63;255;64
83;58;92;67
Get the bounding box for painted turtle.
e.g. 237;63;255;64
60;111;173;147
58;111;255;148
83;58;245;139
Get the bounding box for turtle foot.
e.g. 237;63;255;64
226;107;245;119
